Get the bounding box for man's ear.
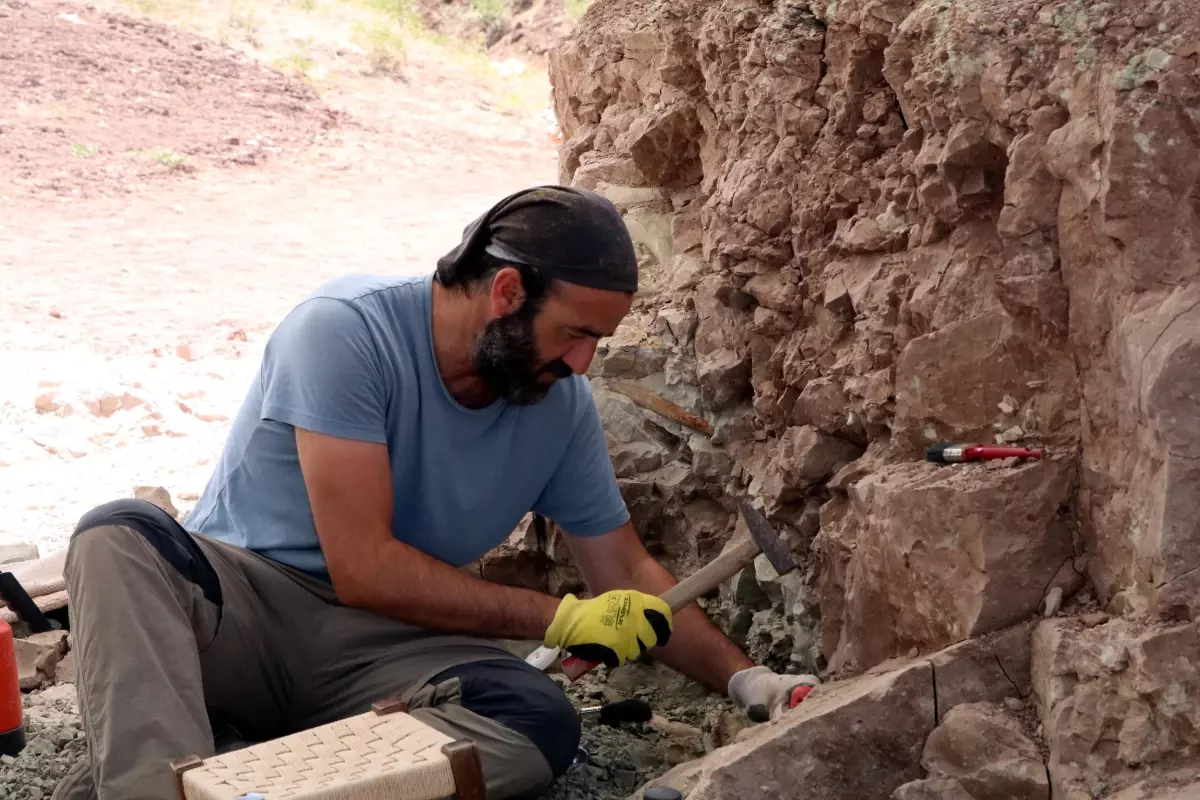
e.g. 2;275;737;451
488;266;526;316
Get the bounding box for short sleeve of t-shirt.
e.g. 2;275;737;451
534;387;630;537
259;297;388;443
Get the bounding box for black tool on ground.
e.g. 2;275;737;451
0;572;54;634
579;698;653;727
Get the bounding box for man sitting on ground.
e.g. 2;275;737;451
54;185;816;800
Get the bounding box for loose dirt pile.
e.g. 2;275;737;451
0;0;339;201
413;0;576;58
0;0;558;555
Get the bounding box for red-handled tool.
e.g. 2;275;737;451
925;443;1044;463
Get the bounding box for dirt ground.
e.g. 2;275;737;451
0;0;718;797
0;0;562;555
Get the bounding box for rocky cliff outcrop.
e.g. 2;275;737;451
533;0;1200;796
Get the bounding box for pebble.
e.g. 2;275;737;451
1042;587;1064;617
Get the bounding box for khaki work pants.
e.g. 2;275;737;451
51;498;579;800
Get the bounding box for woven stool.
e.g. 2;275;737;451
170;698;484;800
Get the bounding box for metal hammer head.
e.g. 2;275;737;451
737;498;797;576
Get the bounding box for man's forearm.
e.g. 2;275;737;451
627;556;754;694
335;536;561;642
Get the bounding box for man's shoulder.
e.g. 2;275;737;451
303;273;429;308
278;273;431;348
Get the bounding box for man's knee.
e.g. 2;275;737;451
66;520;142;583
431;658;581;779
66;498;221;607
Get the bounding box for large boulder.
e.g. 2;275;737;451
637;622;1036;799
641;659;935;799
1032;617;1200;798
920;702;1049;800
818;458;1074;673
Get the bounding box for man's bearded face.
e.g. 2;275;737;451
472;303;573;405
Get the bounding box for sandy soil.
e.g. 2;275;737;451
0;0;560;556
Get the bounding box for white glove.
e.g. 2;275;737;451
728;665;820;722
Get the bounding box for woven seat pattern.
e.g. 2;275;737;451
181;711;459;800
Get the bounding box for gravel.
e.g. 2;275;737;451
0;684;86;800
537;660;746;800
1;660;734;800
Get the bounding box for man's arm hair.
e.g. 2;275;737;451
295;426;561;641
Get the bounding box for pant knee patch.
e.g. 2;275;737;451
430;658;581;778
73;498;222;607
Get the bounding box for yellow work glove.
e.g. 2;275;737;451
544;590;673;668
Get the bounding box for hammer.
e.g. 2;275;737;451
526;498;798;680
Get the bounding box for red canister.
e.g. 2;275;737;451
0;618;25;755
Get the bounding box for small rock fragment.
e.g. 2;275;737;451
999;426;1025;443
133;485;179;519
14;630;69;690
55;652;76;684
1042;587;1063;617
0;543;39;566
922;702;1049;800
892;777;974;799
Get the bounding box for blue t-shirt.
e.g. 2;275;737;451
186;272;630;577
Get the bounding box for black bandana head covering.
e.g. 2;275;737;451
435;184;639;293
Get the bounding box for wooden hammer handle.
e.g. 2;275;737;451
561;535;762;681
659;535;761;612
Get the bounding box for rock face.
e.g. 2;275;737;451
647;659;935;799
550;0;1200;668
819;458;1074;673
919;702;1048;800
1032;617;1200;798
891;777;975;800
544;0;1200;795
643;624;1037;799
467;514;584;597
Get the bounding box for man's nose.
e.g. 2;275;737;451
562;339;598;375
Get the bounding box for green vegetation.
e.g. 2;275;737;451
71;144;99;159
565;0;590;21
91;0;561;114
274;50;317;75
132;147;190;169
352;18;409;73
360;0;418;25
469;0;506;25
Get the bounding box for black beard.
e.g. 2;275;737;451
472;312;573;406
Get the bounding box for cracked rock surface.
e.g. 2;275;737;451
533;0;1200;796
